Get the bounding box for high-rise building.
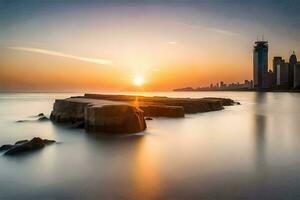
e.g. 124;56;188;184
267;70;276;88
288;51;297;88
273;56;282;84
294;62;300;89
253;41;268;89
278;61;289;88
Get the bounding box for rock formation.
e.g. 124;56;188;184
1;137;56;156
50;94;237;134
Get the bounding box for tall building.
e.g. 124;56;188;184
288;51;297;88
294;62;300;89
253;41;268;89
267;70;276;88
279;61;289;88
273;56;282;84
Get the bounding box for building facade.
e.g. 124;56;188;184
294;62;300;89
273;56;282;84
289;52;297;88
253;41;268;89
279;62;289;88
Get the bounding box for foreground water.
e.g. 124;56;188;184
0;92;300;199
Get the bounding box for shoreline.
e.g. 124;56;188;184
173;89;300;93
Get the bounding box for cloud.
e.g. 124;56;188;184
204;27;237;37
176;22;238;37
168;41;177;45
7;46;112;65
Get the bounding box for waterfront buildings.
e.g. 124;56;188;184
289;52;297;88
295;62;300;89
253;40;298;90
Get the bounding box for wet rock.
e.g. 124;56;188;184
38;116;49;121
2;137;56;156
140;105;185;118
50;94;237;134
85;105;146;134
43;139;56;144
71;121;85;128
16;120;28;123
37;113;45;117
15;140;29;145
50;99;89;123
0;144;14;151
145;117;153;120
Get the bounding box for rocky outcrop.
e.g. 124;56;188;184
50;99;90;123
0;145;14;151
85;105;146;133
50;98;146;134
140;105;184;117
83;94;236;114
145;117;153;120
1;137;56;156
50;94;237;134
16;113;49;123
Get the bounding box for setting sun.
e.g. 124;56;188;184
133;75;145;86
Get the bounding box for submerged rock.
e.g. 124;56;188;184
38;116;49;121
0;144;14;151
37;113;45;117
16;115;49;123
71;121;85;129
145;117;153;120
2;137;56;156
15;140;29;145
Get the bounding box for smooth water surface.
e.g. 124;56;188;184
0;92;300;199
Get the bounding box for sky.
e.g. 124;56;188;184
0;0;299;92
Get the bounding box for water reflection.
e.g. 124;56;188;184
2;92;300;199
253;93;267;177
84;133;162;199
132;136;161;199
254;114;267;173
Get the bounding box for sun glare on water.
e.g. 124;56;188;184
133;75;145;87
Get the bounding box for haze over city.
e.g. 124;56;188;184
1;0;299;91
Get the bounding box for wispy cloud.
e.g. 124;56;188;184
204;27;237;37
176;22;238;37
168;41;177;45
7;47;112;65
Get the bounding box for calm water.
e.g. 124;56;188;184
1;92;300;199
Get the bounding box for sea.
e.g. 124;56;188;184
0;91;300;199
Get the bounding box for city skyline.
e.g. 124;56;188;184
0;0;300;91
175;41;299;91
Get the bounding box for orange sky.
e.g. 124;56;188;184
0;2;299;92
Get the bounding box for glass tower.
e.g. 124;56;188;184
253;41;268;89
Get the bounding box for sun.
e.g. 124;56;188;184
133;75;145;86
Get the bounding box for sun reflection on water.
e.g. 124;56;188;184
131;136;161;199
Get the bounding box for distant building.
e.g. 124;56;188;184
244;80;253;89
253;41;268;89
289;51;297;88
273;56;282;84
278;61;289;88
220;81;225;88
294;62;300;89
267;70;276;88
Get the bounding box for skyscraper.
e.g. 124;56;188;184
289;51;297;88
273;56;282;84
294;62;300;89
253;41;268;89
